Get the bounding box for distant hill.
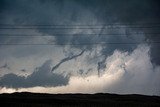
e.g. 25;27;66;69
0;92;160;107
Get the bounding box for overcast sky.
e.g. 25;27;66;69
0;0;160;95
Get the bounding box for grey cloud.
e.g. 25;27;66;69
1;0;159;52
0;0;160;95
0;0;159;64
0;60;69;88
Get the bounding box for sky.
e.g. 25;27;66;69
0;0;160;95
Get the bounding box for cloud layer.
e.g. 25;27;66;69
0;45;159;95
0;0;160;95
0;60;69;88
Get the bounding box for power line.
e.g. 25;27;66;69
1;24;160;29
0;42;160;45
0;26;160;29
0;33;160;37
1;23;160;26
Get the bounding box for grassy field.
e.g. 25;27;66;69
0;92;160;107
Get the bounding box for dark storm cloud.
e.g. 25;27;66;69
0;0;160;83
0;0;160;95
0;60;69;88
1;0;159;61
0;0;160;26
0;0;159;73
74;0;160;65
77;0;160;23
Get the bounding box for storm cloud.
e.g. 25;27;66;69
1;45;159;95
0;60;69;88
0;0;160;95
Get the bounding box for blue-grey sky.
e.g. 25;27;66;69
0;0;160;95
